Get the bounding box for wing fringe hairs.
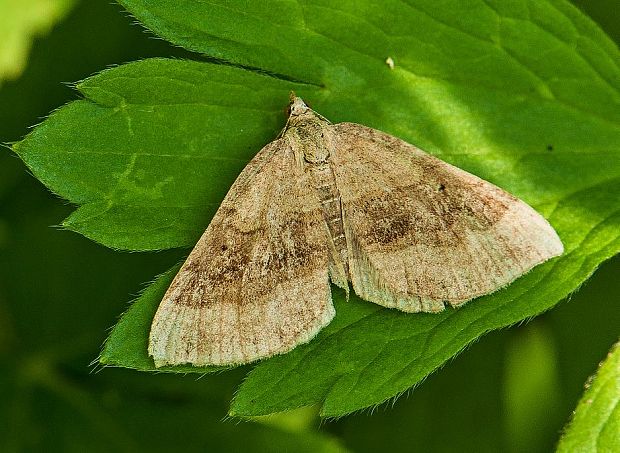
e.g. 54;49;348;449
149;96;563;367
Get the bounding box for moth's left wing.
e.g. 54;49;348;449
149;141;334;367
329;123;563;313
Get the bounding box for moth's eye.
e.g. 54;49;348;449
288;104;300;116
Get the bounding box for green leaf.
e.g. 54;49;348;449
13;0;620;417
0;0;77;84
557;340;620;453
15;58;320;250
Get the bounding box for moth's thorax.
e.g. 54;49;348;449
284;104;349;281
285;112;332;164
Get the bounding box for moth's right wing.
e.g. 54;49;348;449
149;141;334;367
330;123;563;313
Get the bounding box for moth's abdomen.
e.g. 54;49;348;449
308;163;349;276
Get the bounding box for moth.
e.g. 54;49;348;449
149;95;563;367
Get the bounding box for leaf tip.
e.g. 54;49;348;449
11;140;22;156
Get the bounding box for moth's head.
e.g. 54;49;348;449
288;95;311;117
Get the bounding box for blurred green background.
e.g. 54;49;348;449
0;1;618;452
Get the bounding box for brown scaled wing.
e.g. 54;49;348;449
149;141;335;366
330;123;563;313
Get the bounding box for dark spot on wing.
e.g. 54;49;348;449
353;180;509;248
